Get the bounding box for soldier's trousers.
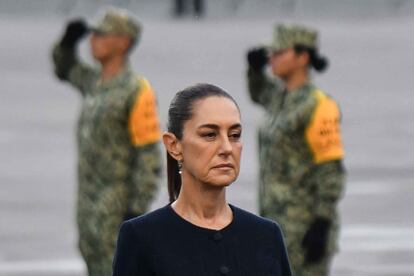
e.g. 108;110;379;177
76;176;132;276
286;237;332;276
76;184;129;276
261;208;336;276
78;211;123;276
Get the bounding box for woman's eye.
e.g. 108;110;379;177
202;132;216;139
229;132;241;140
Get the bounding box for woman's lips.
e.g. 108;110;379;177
212;163;234;169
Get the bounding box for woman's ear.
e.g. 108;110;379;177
162;132;182;161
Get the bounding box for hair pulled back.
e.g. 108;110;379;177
294;44;329;72
166;83;239;202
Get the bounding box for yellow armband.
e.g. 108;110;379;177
305;90;344;164
129;78;161;146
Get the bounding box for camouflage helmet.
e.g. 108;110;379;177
90;7;141;42
269;24;318;51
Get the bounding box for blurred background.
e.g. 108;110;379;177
1;0;414;275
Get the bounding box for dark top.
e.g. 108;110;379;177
113;204;291;276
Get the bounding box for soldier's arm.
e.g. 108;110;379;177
52;44;97;93
305;91;346;218
126;79;162;216
127;144;162;216
51;19;97;94
313;160;346;218
300;92;346;263
246;47;284;110
247;68;284;109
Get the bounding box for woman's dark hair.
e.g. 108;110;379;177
166;83;239;202
294;44;329;72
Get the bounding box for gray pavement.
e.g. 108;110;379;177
1;11;414;276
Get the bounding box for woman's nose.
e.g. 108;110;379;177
218;136;232;155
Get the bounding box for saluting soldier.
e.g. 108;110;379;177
246;24;346;275
51;8;162;276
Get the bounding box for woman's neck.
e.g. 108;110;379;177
172;176;232;230
100;55;126;81
284;69;309;92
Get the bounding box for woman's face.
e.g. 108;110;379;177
270;48;305;80
90;32;129;62
180;96;242;188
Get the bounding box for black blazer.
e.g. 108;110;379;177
113;204;291;276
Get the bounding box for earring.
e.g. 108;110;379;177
178;160;183;175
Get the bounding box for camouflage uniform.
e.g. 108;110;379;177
247;25;346;276
52;9;162;276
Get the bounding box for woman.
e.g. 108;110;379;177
112;83;291;275
246;24;346;276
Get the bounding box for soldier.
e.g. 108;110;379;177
51;8;162;276
174;0;205;18
246;24;346;275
